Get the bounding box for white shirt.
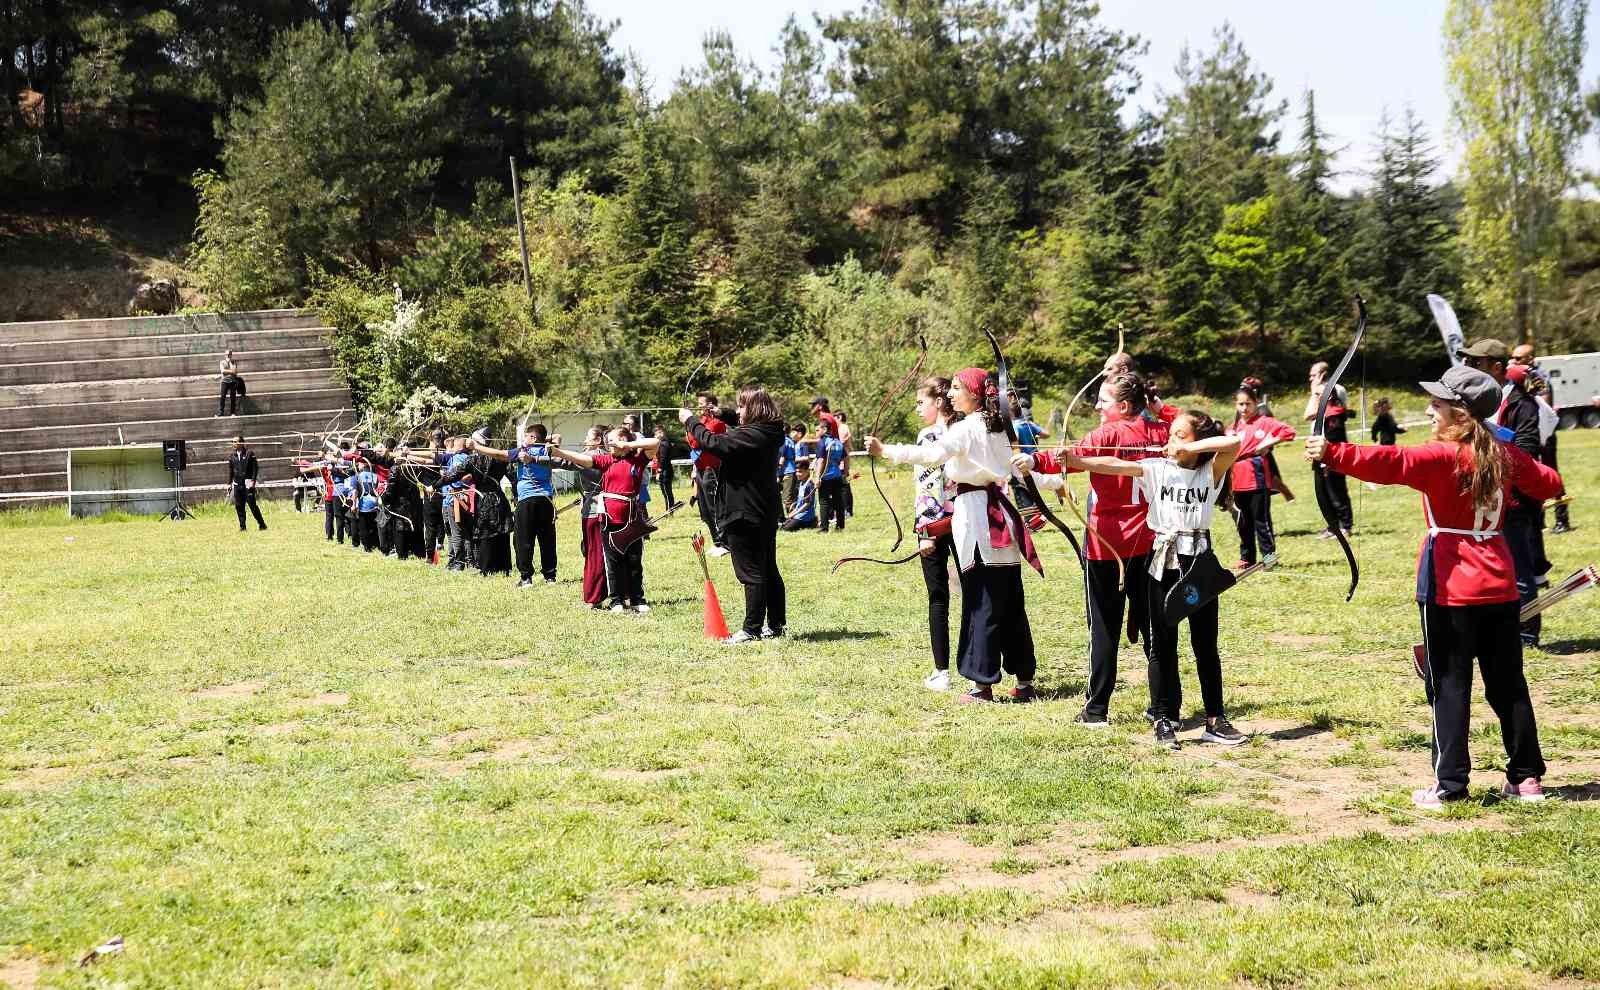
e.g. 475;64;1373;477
1134;458;1223;576
883;415;1024;570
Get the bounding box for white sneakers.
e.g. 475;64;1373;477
923;669;950;691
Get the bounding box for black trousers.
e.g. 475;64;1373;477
817;477;846;531
477;530;512;576
377;512;392;554
390;521;412;560
1082;553;1152;717
233;484;266;530
956;556;1036;686
780;515;816;531
919;532;955;671
1233;490;1275;564
1318;469;1353;532
724;521;786;635
356;510;378;551
1419;600;1544;795
423;501;445;559
602;525;645;604
842;477;854;516
658;468;676;508
1505;512;1541;644
324;496;345;542
515;497;557;581
1146;555;1225;722
218;377;243;415
696;469;724;544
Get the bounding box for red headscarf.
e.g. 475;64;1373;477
954;367;992;402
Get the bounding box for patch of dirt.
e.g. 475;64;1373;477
164;756;202;768
749;845;813;902
1016;905;1164;951
308;692;348;707
431;730;478;748
2;766;76;792
256;722;300;737
597;767;688;782
486;658;530;669
410;739;546;776
1266;634;1335;647
1223;886;1278;909
0;954;42;990
192;680;265;701
903;834;996;870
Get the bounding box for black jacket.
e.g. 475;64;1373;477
227;449;258;485
686;418;784;530
1501;387;1544;516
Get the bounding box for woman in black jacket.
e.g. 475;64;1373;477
680;386;787;643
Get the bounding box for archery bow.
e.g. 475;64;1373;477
1312;296;1367;602
1052;323;1128;590
830;335;928;569
984;328;1085;572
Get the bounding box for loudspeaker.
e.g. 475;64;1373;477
163;439;187;472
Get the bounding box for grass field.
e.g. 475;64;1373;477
4;424;1600;988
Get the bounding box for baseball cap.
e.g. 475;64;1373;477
809;395;828;408
1419;365;1501;420
1458;338;1509;361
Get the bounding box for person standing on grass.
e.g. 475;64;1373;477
1306;365;1562;809
905;376;961;692
680;386;787;643
687;392;729;556
778;423;800;514
652;425;680;509
814;423;848;533
456;429;513;578
1026;410;1246;750
1305;361;1355;539
1512;342;1571;535
474;424;559;587
438;437;475;571
575;426;609;609
548;427;660;613
781;464;817;531
352;457;380;551
1014;372;1169;726
1371;397;1405;446
1227;381;1295;569
228;434;268;532
866;367;1041;704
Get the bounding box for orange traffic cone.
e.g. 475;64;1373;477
691;532;731;640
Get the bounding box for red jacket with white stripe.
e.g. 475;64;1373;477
1322;439;1562;606
1030;416;1169;560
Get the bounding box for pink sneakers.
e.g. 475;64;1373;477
1501;777;1546;802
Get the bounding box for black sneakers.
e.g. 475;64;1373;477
1153;718;1179;750
1201;715;1247;746
1074;709;1109;728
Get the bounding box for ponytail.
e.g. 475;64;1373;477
1180;409;1224;465
1462;417;1506;514
1107;372;1149;411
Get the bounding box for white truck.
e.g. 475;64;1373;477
1538;352;1600;429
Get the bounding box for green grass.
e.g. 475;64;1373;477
4;428;1600;988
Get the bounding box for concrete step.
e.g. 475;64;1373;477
0;346;335;386
1;387;351;430
0;407;356;453
0;432;323;479
0;309;319;345
2;458;306;505
1;325;332;363
0;368;342;408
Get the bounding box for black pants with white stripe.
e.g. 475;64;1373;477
1419;600;1544;797
1082;554;1152;718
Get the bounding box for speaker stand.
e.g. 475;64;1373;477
162;468;196;521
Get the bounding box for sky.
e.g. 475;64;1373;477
585;0;1600;192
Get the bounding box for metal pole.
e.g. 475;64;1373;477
509;156;533;308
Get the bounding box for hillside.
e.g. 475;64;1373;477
0;189;203;323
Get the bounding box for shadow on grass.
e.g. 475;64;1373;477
1032;680;1088;702
1538;637;1600;656
1266;723;1333;742
1550;782;1600;802
793;628;887;642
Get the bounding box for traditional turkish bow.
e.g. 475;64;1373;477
1053;324;1128;590
1313;296;1367;602
985;327;1085;572
832;335;928;571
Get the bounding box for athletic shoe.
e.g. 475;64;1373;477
544;577;557;584
1201;716;1247;745
1074;709;1109;728
1153;718;1179;750
1142;707;1158;724
1315;529;1335;540
1009;684;1037;704
610;604;628;614
723;629;758;644
761;625;785;640
1552;521;1572;534
1411;782;1463;811
633;604;651;615
1502;777;1546;802
1262;553;1279;569
1535;573;1550;589
923;669;950;691
516;579;533;589
708;546;730;558
958;687;995;704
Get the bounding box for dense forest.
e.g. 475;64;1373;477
4;0;1599;419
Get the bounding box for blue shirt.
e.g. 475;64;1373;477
819;437;846;481
789;479;816;522
507;444;554;501
334;478;353;501
1013;419;1043;455
354;470;379;513
780;438;798;476
440;452;470;508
